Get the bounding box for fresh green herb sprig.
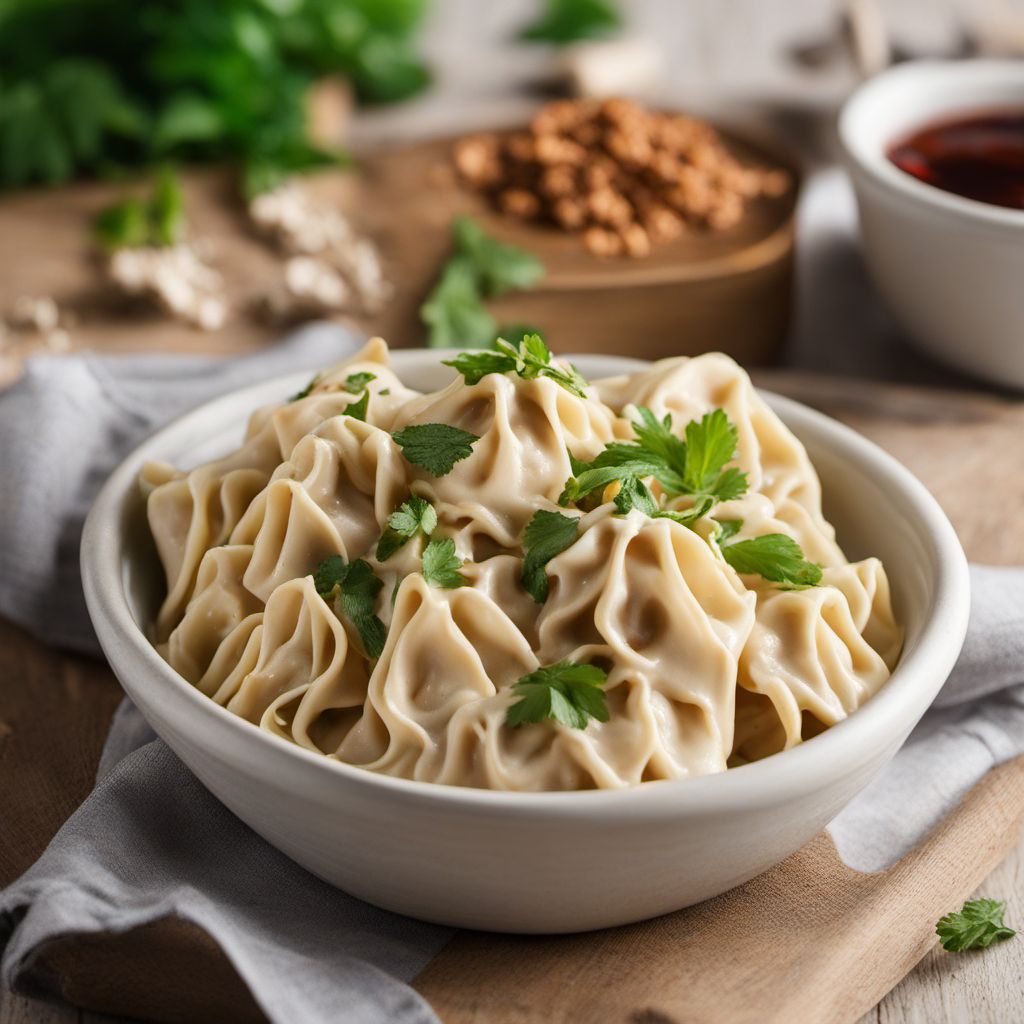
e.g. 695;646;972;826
506;660;610;729
936;899;1016;953
612;476;712;527
342;390;370;422
521;509;580;603
376;496;437;561
0;0;431;191
289;373;320;402
560;407;748;508
93;167;185;251
422;216;544;348
313;554;387;658
391;423;479;477
715;523;822;588
444;333;588;398
343;371;376;393
421;537;467;589
519;0;623;46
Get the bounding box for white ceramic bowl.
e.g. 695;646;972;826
839;60;1024;388
81;350;970;933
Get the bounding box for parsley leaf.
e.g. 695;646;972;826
444;333;589;398
936;899;1016;952
521;509;580;603
421;255;498;350
452;215;544;296
342;390;369;422
714;518;744;544
612;476;658;516
520;0;623;45
344;371;377;393
422;217;544;348
443;348;518;385
506;660;610;730
391;423;480;477
612;476;714;526
682;409;749;500
560;406;747;511
376;496;437;561
313;555;387;658
720;533;822;588
94;167;185;251
421;537;468;589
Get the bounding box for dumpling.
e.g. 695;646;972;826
331;574;538;781
594;352;839;559
535;506;756;782
230;416;407;601
144;338;902;793
391;371;619;553
732;557;901;762
164;544;262;684
228;576;366;725
146;416;281;641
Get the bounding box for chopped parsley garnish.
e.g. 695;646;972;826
444;333;588;398
376;496;437;561
719;530;822;588
391;423;479;476
313;555;387;658
344;371;376;393
289;372;319;402
612;476;714;526
521;508;580;603
93;167;184;251
506;660;610;730
560;407;747;508
342;390;369;422
936;899;1016;953
421;537;467;589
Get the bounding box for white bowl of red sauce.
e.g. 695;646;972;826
839;60;1024;387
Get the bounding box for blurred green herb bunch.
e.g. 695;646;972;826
0;0;431;190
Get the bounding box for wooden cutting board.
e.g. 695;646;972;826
0;131;796;389
2;371;1023;1024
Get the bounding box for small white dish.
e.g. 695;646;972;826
81;350;970;933
839;59;1024;388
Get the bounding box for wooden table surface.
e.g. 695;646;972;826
3;1;1023;1021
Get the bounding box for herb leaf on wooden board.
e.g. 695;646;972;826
519;0;623;45
423;217;544;348
936;899;1016;952
94;167;185;251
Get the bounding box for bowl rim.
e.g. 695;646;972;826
81;349;971;815
838;58;1024;232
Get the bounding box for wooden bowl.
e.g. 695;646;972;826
357;130;800;364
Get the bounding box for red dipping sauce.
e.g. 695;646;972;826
887;109;1024;210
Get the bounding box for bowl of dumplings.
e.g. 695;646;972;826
82;336;970;933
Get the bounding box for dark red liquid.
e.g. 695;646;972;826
887;110;1024;210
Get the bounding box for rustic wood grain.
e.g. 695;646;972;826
2;373;1023;1024
0;128;797;395
3;0;1023;1017
412;758;1024;1024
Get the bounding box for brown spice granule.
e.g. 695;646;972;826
453;97;790;258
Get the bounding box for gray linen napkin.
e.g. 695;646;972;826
0;325;453;1024
2;321;1024;1021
